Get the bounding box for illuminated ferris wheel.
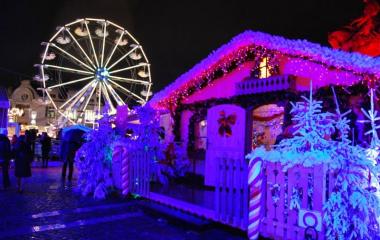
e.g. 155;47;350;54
35;18;152;125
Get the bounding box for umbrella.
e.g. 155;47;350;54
60;125;91;162
62;125;91;143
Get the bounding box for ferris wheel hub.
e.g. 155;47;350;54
95;67;109;81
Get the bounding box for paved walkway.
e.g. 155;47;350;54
0;164;246;240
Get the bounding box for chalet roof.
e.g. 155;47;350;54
150;30;380;109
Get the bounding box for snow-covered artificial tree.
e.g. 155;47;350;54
128;106;190;185
75;113;120;199
127;105;164;157
248;84;336;169
247;85;380;239
323;88;380;240
125;106;166;183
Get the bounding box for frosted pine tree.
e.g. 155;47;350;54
323;88;380;240
247;84;380;239
248;83;336;169
75;113;119;199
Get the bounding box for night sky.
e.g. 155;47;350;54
0;0;363;93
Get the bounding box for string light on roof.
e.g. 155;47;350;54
151;31;380;110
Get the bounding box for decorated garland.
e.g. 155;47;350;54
187;108;207;156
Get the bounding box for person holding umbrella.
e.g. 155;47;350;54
60;127;88;182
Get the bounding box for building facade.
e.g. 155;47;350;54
8;80;99;135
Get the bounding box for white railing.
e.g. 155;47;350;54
129;148;151;198
215;154;249;230
236;75;293;95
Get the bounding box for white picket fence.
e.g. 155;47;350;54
128;148;151;198
127;146;249;230
215;153;249;230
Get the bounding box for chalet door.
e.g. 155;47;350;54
205;104;246;186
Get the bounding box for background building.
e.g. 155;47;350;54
8;80;99;136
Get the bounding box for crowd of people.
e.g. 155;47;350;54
0;129;79;193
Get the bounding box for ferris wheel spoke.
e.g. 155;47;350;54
145;84;152;102
97;82;102;118
70;81;96;111
104;81;125;105
49;27;64;42
107;45;139;70
66;82;96;121
42;64;93;75
122;29;140;45
65;19;85;27
39;65;47;89
104;31;124;68
108;79;145;103
101;82;116;112
84;21;100;67
145;65;152;101
139;47;150;64
79;82;98;117
109;75;151;85
50;43;94;71
47;76;94;89
64;28;97;69
100;22;107;67
108;63;149;74
58;111;76;124
45;91;58;109
60;80;95;109
41;44;50;65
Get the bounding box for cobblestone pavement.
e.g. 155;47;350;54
0;163;246;240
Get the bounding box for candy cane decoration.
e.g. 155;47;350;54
120;146;129;195
113;144;129;195
248;157;263;240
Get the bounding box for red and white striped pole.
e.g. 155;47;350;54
113;145;129;195
248;157;263;240
120;146;129;196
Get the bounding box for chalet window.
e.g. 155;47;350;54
251;56;279;79
252;104;284;150
194;120;207;150
259;57;272;79
46;106;55;118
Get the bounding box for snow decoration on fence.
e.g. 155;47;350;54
75;115;120;199
247;84;380;239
